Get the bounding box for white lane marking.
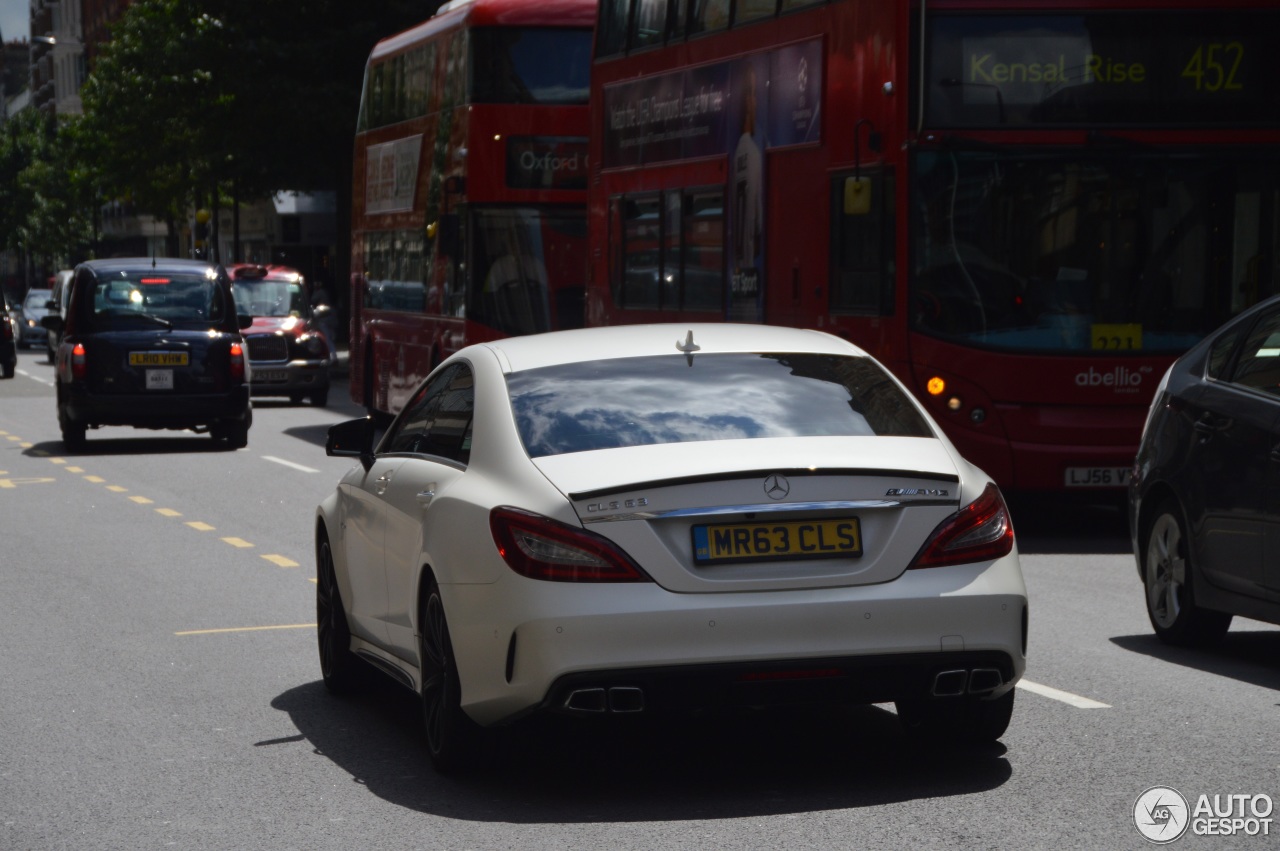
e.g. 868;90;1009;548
262;455;320;474
1017;679;1111;709
15;369;54;386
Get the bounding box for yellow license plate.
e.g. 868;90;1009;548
693;518;862;564
129;352;188;367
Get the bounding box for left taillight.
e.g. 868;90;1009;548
490;506;652;583
229;342;245;381
71;342;87;380
909;483;1014;569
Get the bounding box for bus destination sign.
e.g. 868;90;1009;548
925;12;1280;127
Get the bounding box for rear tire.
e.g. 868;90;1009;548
1143;500;1232;646
420;580;486;773
59;408;86;450
311;388;329;407
2;361;13;379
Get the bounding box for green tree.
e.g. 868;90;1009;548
0;110;96;273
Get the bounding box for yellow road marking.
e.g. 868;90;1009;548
221;537;253;548
186;521;215;531
20;442;32;448
0;476;56;488
106;485;127;493
129;495;154;505
84;475;105;483
7;435;23;441
156;508;182;517
31;449;48;457
49;458;66;465
262;554;298;568
175;624;316;636
66;466;84;473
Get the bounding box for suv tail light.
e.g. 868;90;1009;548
71;343;87;380
490;506;651;583
909;483;1014;569
229;342;245;381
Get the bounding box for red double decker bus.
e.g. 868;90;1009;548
588;0;1280;493
349;0;595;418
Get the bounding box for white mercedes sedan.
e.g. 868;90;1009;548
315;324;1028;772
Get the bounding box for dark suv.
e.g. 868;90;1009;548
43;258;254;449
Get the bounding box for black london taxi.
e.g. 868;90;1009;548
42;258;254;449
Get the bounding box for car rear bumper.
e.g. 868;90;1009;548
248;359;330;398
445;555;1028;726
64;385;250;428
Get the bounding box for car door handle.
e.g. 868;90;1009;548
375;470;394;495
1193;413;1230;439
416;485;437;507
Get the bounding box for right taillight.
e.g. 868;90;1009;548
909;483;1014;569
490;506;652;583
71;343;87;380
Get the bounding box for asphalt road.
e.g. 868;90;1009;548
1;347;1277;850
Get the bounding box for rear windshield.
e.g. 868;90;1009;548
90;272;228;329
507;353;934;458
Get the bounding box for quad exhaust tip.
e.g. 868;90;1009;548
931;668;1004;697
563;686;646;715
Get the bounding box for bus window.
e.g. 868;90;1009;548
470;28;592;104
689;0;730;35
736;0;777;25
830;170;895;315
683;189;725;311
632;0;668;49
622;196;662;308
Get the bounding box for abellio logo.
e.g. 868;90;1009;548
1075;365;1147;388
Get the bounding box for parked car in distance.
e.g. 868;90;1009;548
316;323;1028;773
45;269;74;363
228;263;331;406
0;296;16;378
19;287;53;350
1130;293;1280;646
43;258;254;449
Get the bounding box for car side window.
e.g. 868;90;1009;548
1228;309;1280;397
382;363;475;463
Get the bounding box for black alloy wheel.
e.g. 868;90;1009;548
316;535;363;695
420;581;484;773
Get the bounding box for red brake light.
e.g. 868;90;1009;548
138;278;170;285
229;342;244;381
909;483;1014;569
71;342;87;380
490;506;651;583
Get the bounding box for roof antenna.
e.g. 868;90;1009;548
676;330;700;366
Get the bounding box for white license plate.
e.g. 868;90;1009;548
146;369;174;390
254;369;289;382
1064;467;1131;488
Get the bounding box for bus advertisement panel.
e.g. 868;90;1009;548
349;0;594;419
587;0;1280;493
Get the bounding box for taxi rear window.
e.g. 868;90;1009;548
508;352;934;458
91;273;225;326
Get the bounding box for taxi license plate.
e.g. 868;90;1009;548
1064;467;1132;488
693;518;862;564
130;352;188;367
146;369;173;390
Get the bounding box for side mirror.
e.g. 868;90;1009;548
311;303;332;318
326;417;376;470
237;314;254;330
45;299;58;312
41;315;64;333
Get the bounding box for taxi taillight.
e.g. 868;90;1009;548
71;343;87;380
229;342;244;381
